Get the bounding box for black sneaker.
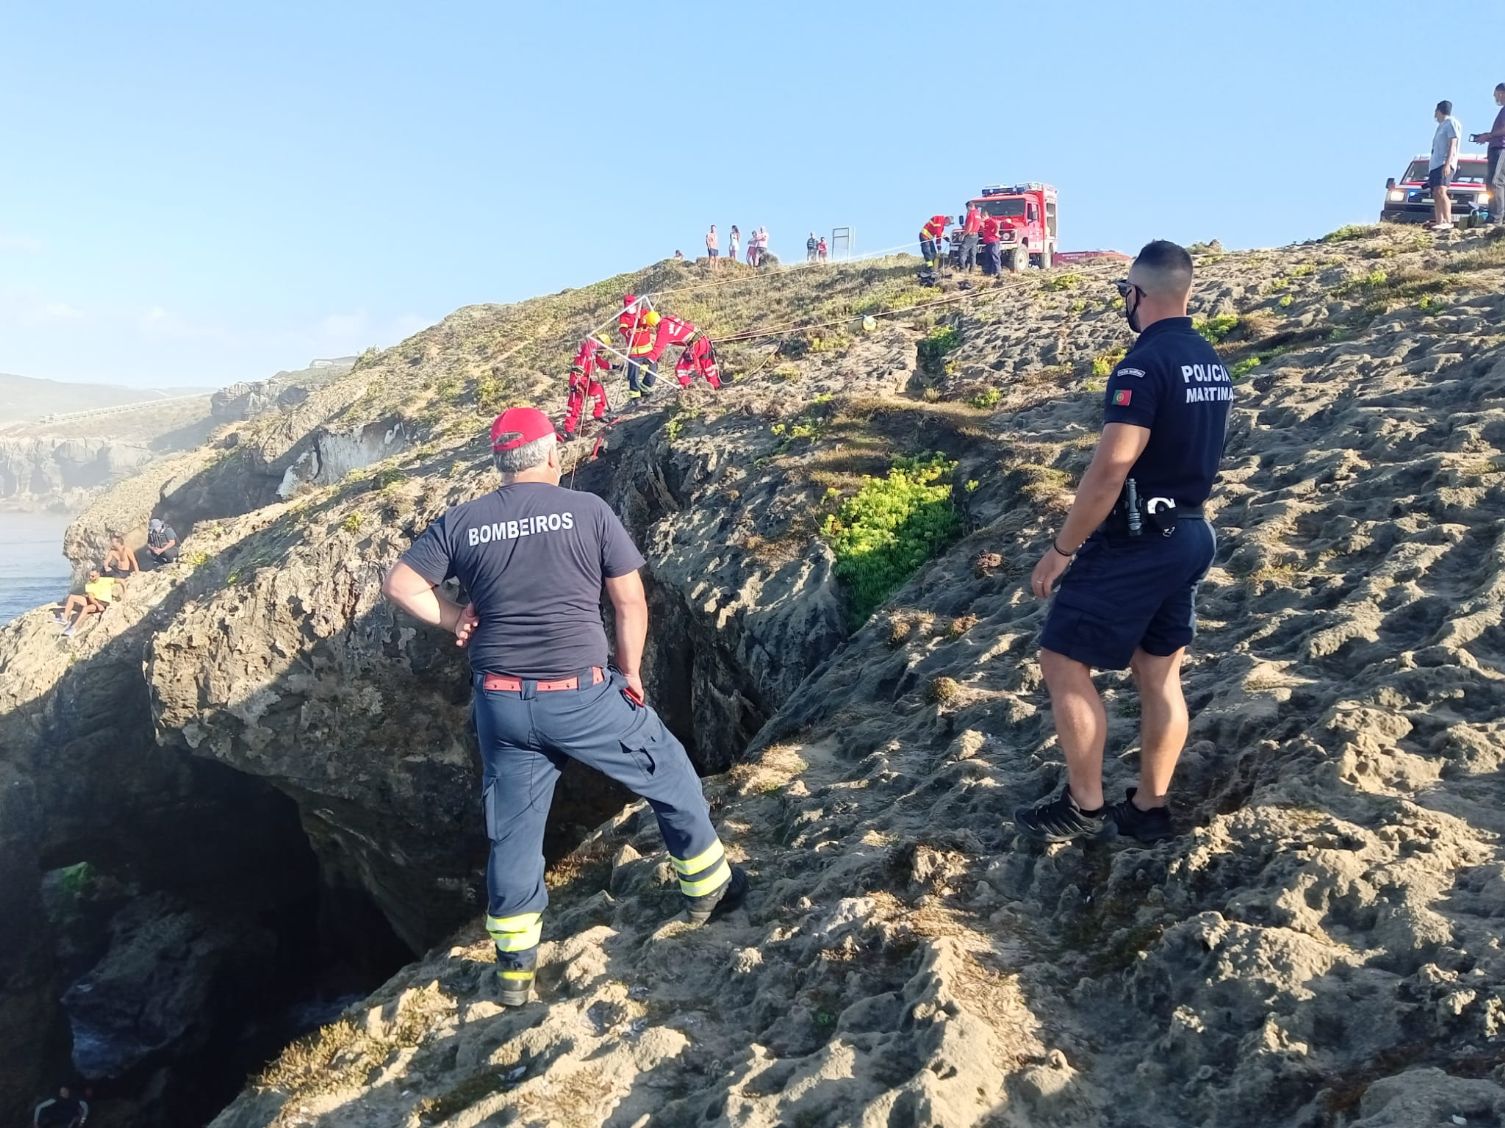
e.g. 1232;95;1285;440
494;951;537;1007
685;864;749;925
1013;786;1115;844
1109;788;1175;843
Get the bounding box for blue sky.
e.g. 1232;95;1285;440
0;0;1497;389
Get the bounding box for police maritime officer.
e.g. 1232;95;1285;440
1014;239;1232;845
382;407;748;1006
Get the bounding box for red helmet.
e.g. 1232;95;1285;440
623;293;637;305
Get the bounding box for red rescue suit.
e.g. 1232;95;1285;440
649;314;698;363
562;338;611;435
618;294;644;343
675;335;722;389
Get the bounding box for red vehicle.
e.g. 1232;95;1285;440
1381;153;1493;225
952;182;1059;270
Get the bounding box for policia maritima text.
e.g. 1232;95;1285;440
1014;239;1233;845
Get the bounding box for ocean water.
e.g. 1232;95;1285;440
0;512;73;625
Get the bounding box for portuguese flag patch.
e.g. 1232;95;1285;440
1113;389;1132;406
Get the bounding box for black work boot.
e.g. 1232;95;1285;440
1108;787;1175;843
494;948;537;1007
1013;785;1115;844
684;864;749;925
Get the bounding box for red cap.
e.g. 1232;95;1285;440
490;407;556;451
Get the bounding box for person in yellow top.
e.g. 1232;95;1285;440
55;568;118;637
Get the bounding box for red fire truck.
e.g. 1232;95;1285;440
952;182;1058;271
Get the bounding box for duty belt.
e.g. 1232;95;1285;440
481;667;605;693
1104;493;1205;538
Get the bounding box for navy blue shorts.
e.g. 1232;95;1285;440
1428;166;1449;190
1040;519;1216;670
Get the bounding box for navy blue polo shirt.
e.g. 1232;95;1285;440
399;483;645;679
1103;316;1232;505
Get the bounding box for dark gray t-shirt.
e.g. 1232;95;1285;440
399;482;645;678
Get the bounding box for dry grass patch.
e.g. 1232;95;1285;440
729;744;811;796
948;614;979;638
1446;237;1505;273
546;839;617;891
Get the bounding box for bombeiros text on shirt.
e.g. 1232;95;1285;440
467;511;576;546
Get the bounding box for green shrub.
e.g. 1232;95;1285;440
1278;294;1294;309
969;387;1002;409
474;374;503;410
1230;356;1262;378
1323;224;1376;243
884;286;940;312
1041;272;1081;292
342;512;365;533
918;325;961;372
822;454;961;627
1091;348;1127;377
1193;313;1240;343
770;415;824;444
808;331;851;353
1292;263;1317;277
56;861;93;900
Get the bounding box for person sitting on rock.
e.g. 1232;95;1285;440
102;533;139;580
382;406;749;1008
144;518;179;568
56;569;117;636
33;1084;87;1127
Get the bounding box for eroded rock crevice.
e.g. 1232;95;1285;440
1;613;414;1127
42;763;412;1127
583;417;846;770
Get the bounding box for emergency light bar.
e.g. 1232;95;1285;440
980;182;1048;197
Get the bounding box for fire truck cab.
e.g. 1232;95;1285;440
953;182;1059;271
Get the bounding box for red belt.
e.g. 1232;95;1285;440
482;667;604;693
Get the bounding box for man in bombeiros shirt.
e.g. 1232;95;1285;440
382;407;748;1006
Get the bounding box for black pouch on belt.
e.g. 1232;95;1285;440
1143;495;1180;537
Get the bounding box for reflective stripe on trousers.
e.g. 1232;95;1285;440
672;839;731;899
473;667;722;957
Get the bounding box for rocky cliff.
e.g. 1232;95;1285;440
0;436;153;511
5;231;1505;1127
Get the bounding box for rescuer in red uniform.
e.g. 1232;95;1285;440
561;336;613;438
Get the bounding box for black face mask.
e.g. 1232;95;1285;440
1123;286;1143;333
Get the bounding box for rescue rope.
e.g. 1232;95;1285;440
553;239;1039;453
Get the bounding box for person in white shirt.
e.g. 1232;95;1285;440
1429;99;1462;229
